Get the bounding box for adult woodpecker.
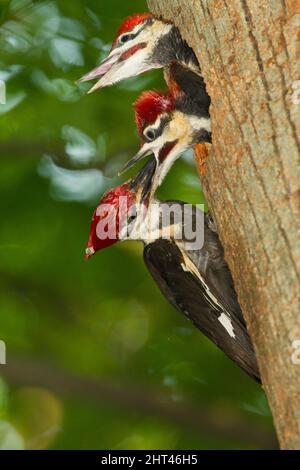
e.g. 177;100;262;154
78;13;211;173
85;160;260;383
120;89;211;193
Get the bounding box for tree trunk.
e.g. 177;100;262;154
147;0;300;450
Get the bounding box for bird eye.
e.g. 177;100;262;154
145;128;156;141
120;34;132;44
128;214;137;223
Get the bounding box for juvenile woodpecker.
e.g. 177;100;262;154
85;160;260;383
78;13;211;173
120;90;211;192
78;13;209;107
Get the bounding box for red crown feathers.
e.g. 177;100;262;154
85;183;135;257
134;91;175;137
112;13;152;48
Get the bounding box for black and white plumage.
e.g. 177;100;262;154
149;25;210;109
80;12;258;382
119;87;211;191
143;210;260;383
149;20;200;73
85;161;260;383
164;63;211;112
141;197;260;383
78;12;211;181
78;12;210;112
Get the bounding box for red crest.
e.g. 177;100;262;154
85;184;135;257
112;13;152;48
134;91;175;137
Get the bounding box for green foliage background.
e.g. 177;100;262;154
0;0;274;449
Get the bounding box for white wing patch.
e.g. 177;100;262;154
180;253;236;339
218;313;235;338
181;262;189;272
180;254;222;309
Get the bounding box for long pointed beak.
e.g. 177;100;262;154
84;246;95;261
77;51;119;91
119;145;154;176
79;43;149;93
128;158;157;203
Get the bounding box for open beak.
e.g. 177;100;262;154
119;144;154;176
78;43;148;93
128;158;157;203
78;51;120;92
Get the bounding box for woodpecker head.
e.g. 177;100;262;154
120;90;211;188
79;13;173;92
85;159;156;259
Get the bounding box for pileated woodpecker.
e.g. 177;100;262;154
85;159;260;383
78;13;209;106
78;13;211;174
120;90;211;192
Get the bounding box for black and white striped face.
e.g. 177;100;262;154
142;114;170;144
121;110;211;192
78;18;172;93
120;112;173;176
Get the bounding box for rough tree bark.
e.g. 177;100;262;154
147;0;300;450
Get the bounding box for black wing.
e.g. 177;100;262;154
187;212;246;325
144;239;260;383
167;63;211;113
163;202;245;326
